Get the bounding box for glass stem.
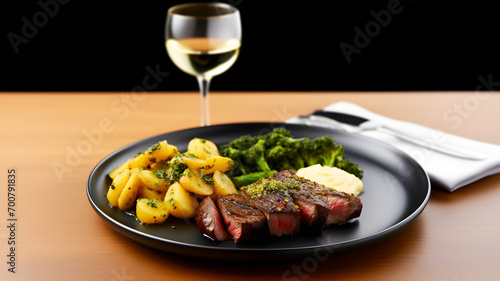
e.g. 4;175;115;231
197;76;212;127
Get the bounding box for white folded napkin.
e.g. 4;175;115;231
287;101;500;192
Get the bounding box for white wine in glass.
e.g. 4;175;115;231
165;3;242;126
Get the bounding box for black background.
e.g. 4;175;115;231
2;0;499;91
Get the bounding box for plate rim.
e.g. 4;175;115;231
87;122;431;258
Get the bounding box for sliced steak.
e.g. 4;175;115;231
216;194;266;242
313;189;362;225
269;171;329;229
291;189;330;229
195;197;228;241
242;180;301;236
269;169;362;226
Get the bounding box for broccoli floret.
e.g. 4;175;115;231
314;138;363;178
261;127;293;147
312;137;344;167
299;139;323;167
336;159;364;179
220;146;248;176
260;128;307;171
299;137;337;166
220;134;256;151
265;145;288;166
245;139;271;172
277;136;307;149
220;134;262;177
271;127;292;137
321;146;344;167
299;136;363;179
262;128;306;149
266;145;304;171
221;137;271;175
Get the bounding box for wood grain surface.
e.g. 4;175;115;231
1;92;499;281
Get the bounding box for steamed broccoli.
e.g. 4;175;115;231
336;159;364;179
299;136;363;178
245;139;271;172
223;134;256;151
220;138;276;186
262;127;306;149
220;139;269;176
221;146;249;176
300;137;342;167
220;127;363;187
265;145;304;171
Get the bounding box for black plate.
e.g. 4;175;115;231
87;123;430;260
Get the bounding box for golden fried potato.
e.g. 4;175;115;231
109;159;132;180
129;141;180;169
137;186;166;200
212;170;237;197
129;152;153;169
138;169;168;193
150;141;179;163
136;198;169;224
107;169;131;207
201;156;233;174
117;172;141;210
179;168;214;196
179;154;208;170
164;182;199;219
187;138;220;159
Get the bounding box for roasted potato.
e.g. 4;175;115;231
136;198;169;224
201;156;233;174
129;141;180;169
129;152;153;169
187;138;220;159
137;186;166;200
150;141;179;163
109;159;132;180
117;172;141;210
107;169;131;207
137;169;168;193
213;170;237;196
178;154;208;170
164;182;199;219
107;137;238;225
179;168;214;196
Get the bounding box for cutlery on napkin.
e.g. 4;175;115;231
308;110;487;161
287;101;500;192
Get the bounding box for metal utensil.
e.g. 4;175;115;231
309;111;487;161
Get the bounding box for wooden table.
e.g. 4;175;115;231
1;92;499;281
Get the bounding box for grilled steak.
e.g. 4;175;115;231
268;171;330;229
195;196;228;241
242;180;301;236
314;189;362;225
269;170;362;226
216;194;266;242
196;169;362;243
290;189;330;229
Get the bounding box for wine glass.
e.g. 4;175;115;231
165;2;242;127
